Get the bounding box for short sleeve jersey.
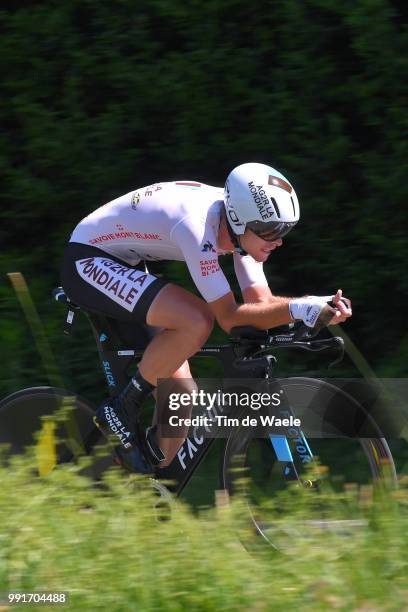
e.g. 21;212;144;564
70;181;268;303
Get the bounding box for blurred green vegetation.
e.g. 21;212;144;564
1;0;407;404
1;451;408;610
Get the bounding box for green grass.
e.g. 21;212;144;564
1;449;408;611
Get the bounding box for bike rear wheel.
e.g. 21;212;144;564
0;387;109;477
221;377;397;551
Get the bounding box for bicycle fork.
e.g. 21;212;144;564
269;430;314;485
264;364;315;486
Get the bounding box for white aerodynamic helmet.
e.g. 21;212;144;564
224;163;300;240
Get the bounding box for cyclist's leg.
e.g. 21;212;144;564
152;359;196;468
61;243;212;463
133;285;212;465
61;244;214;386
115;320;199;467
139;283;214;385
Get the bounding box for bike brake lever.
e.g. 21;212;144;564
327;337;345;368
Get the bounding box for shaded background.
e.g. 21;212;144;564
1;6;408;598
1;0;407;405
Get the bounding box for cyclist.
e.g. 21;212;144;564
61;162;352;472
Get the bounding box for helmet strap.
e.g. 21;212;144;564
236;237;248;256
225;212;248;256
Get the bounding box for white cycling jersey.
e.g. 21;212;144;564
70;181;268;302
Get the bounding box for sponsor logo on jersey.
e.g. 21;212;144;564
248;181;274;221
201;240;216;253
89;231;162;245
200;258;220;277
131;191;141;210
75;257;156;312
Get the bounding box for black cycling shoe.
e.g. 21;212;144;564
114;425;166;474
94;397;136;451
131;423;166;465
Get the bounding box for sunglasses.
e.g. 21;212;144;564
246;220;298;241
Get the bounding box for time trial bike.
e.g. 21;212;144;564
0;287;397;549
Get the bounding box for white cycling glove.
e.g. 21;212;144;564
289;295;334;328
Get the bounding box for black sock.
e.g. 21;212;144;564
119;369;155;413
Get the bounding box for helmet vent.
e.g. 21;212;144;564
290;196;296;216
270;197;281;219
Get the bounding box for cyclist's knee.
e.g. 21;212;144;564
187;307;214;348
147;285;213;339
165;373;197;398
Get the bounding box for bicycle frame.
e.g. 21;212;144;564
81;310;335;495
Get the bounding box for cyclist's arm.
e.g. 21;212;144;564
242;284;274;303
210;288;352;333
208;291;292;333
233;251;271;304
172;224;290;329
234;251;283;304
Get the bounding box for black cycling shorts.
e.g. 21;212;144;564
61;242;169;324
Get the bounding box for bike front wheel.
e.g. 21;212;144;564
221;377;397;551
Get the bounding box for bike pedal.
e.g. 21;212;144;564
145;426;165;465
